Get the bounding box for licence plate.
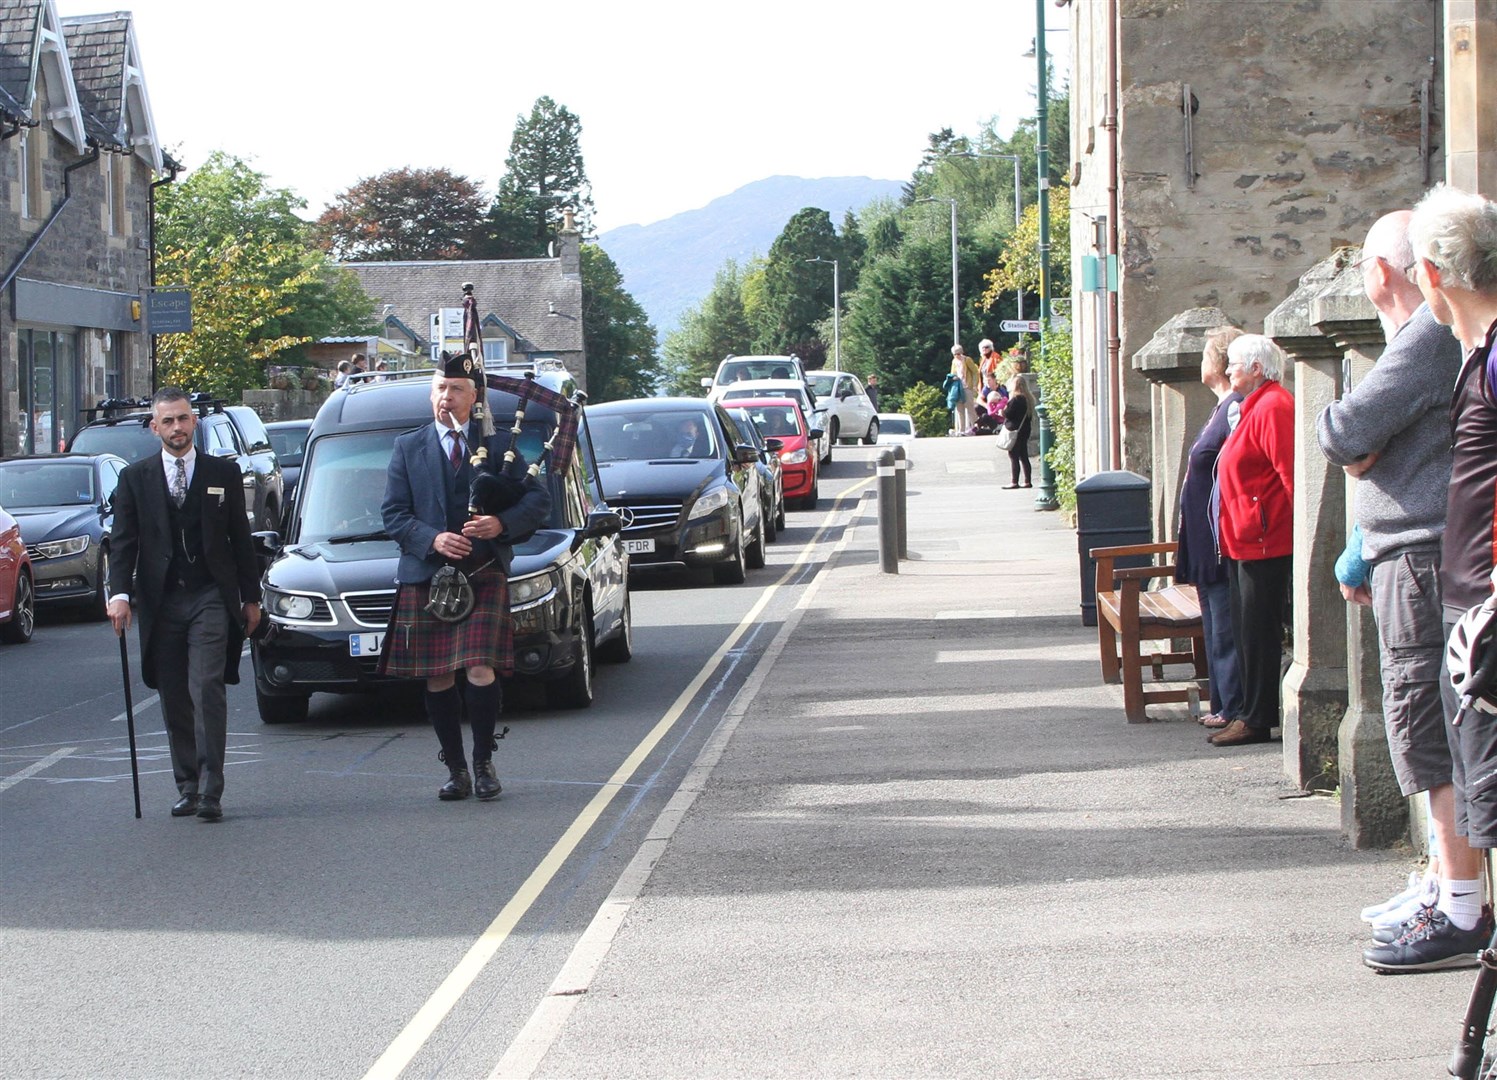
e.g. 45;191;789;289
623;538;656;555
349;632;384;656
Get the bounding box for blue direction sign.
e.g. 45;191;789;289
1000;319;1042;333
147;290;192;334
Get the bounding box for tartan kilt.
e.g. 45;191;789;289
378;567;514;678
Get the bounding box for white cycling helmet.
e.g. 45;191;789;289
1448;579;1497;718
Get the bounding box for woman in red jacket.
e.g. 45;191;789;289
1210;334;1294;747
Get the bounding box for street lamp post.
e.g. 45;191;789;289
917;196;960;346
947;151;1024;320
1032;0;1059;511
805;257;841;371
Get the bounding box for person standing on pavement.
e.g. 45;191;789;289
1209;334;1294;748
1313;210;1482;972
1401;185;1497;963
977;338;1001;384
865;374;880;413
1175;325;1245;732
1000;375;1033;488
106;388;262;821
946;345;980;434
379;355;551;803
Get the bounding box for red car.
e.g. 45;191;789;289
0;501;36;644
729;397;819;510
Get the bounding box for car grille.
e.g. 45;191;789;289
616;500;683;533
344;591;396;627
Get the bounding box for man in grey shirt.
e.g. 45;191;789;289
1316;210;1485;972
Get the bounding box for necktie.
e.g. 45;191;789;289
449;432;464;471
170;458;187;507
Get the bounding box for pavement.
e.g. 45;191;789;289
495;434;1467;1080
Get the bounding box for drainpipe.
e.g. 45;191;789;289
147;156;182;393
0;144;100;295
1104;0;1122;470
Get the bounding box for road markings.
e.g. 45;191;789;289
0;747;77;793
362;492;869;1080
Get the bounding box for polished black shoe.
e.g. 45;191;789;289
439;767;473;801
473;760;501;801
196;796;223;821
171;794;200;818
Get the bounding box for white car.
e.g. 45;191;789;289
716;379;831;464
875;413;916;449
701;355;811;399
805;371;879;446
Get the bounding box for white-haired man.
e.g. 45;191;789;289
1316;210;1481;972
1400;184;1497;967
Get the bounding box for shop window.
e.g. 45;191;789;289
18;328;82;454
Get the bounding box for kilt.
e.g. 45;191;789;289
378;566;514;678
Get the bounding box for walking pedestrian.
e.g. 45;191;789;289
106;387;262;821
379;355;551;802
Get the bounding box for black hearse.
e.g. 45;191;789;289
250;364;629;723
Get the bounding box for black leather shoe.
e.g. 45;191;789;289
439;768;473;801
474;760;501;801
196;796;223;821
171;794;200;817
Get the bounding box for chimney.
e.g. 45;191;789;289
558;207;581;279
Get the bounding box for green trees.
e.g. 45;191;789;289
480;96;595;259
753;208;840;359
581;245;661;402
154;152;376;399
661;262;754;396
316;167;488;261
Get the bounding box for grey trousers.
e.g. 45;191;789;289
154;585;231;799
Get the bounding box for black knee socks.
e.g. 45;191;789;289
424;685;466;770
463;679;503;763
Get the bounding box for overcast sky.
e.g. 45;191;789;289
57;0;1068;233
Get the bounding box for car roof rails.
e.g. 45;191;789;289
84;396;151;419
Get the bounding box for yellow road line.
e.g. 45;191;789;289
362;494;865;1080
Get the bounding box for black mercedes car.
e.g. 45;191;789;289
250;364;629;723
586;398;766;585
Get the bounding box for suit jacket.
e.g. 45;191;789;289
108;452;260;689
382;419;552;585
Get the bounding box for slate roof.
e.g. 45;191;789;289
61;13;131;148
0;1;43;121
344;259;584;355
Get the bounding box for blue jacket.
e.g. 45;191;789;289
382;419;552;585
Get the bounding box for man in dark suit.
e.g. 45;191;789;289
380;355;550;802
107;388;261;821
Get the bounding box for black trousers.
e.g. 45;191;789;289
1226;555;1292;731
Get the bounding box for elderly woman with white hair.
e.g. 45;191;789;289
1209;333;1295;747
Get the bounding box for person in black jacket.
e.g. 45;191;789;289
107;388;262;821
1000;377;1033;488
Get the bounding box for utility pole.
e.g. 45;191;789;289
1033;0;1059;511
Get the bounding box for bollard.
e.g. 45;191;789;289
877;449;898;574
892;443;908;559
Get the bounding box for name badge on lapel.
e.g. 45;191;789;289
207;486;225;505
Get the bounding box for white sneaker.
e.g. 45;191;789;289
1361;871;1420;923
1369;875;1439;930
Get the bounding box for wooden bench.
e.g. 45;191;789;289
1090;541;1208;724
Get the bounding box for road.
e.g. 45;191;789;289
0;449;878;1079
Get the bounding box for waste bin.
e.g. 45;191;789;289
1075;470;1152;626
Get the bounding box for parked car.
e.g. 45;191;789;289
587;397;767;584
805;370;879;445
251;364;629;723
70;397;285;532
876;413;917;449
716;379;831;464
265;419;312;504
727;397;820;511
726;406;786;542
700;355;812;400
0;501;35;644
0;453;126;619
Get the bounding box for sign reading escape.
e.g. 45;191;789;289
148;290;193;334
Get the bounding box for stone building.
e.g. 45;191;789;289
342;217;587;393
1;0;165;456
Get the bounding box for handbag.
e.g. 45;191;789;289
996;426;1018;451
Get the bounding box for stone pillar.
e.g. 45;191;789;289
1264;254;1352;790
1312;272;1407;847
1131;307;1234;542
1446;0;1497;198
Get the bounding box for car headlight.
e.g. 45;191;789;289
32;535;90;559
510;569;560;610
264;587;317;620
688;487;731;520
780;448;808;465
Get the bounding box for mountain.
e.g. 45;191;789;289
597;175;905;339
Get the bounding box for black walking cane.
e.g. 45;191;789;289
117;632;143;819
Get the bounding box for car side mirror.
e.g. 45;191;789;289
252;529;281;567
734;445;759;465
763;438;784;453
582;508;623;540
209;446;237;459
699;377;713;389
808;428;824;441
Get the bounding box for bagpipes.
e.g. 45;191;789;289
426;285;580;623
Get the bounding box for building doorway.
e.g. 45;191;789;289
18;327;80;454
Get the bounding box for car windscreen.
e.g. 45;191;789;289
737;404;803;439
881;417;913;435
717;359;796;384
267;425;309;465
589;411;720;461
69;421;164;464
0;461;95;507
806;373;836;397
722;386;813;413
296;426;559;544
